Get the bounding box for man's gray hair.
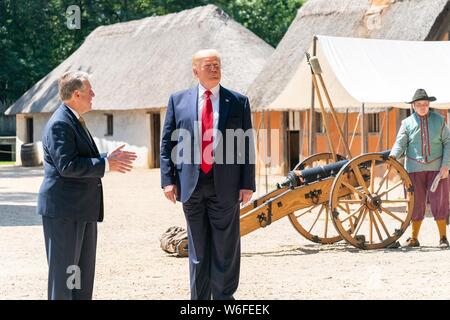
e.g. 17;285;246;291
58;71;90;101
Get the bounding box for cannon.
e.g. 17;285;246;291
239;151;414;249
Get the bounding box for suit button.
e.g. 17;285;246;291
98;184;102;187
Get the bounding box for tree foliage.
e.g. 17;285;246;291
0;0;303;102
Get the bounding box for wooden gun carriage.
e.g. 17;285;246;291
240;53;414;249
239;150;414;249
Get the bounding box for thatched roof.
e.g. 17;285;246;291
6;5;273;115
247;0;450;112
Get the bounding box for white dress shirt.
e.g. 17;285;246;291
65;105;109;173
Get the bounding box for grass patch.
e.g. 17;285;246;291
0;161;15;165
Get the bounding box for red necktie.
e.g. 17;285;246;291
201;90;213;173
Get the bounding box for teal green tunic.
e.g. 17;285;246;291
390;111;450;173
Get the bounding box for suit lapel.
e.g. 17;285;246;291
189;86;200;165
62;105;99;155
218;85;231;133
189;86;199;124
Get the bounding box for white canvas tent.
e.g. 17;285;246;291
265;35;450;112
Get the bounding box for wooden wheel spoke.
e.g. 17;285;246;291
340;203;365;223
369;210;384;241
375;165;392;194
295;204;320;219
370;160;376;193
354;207;368;236
373;209;391;237
381;199;410;204
345;202;351;214
348;216;356;234
351;164;370;194
380;206;404;223
324;207;329;238
338;199;363;204
308;205;325;233
341;180;365;198
378;181;404;199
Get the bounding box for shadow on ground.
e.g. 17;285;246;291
0;204;40;227
0;166;43;178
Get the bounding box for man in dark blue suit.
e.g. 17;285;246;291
160;49;255;300
38;71;137;300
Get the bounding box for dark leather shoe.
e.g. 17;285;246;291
439;236;449;248
404;237;420;247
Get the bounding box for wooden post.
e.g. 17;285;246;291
262;111;268;193
308;37;318;155
375;112;386;152
361;103;368;154
282;111;288;174
345;108;349;154
316;72;352;158
299;112;304;164
349;112;360;152
267;111;271;173
385;108;389;151
310;72;336;160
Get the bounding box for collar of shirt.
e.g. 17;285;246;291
197;83;220;125
65;104;80;119
198;83;220;99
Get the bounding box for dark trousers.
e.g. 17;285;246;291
42;216;97;300
182;170;241;300
409;171;449;221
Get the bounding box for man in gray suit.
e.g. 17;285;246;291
37;71;137;299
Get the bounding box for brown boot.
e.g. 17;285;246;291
404;237;420;247
439;236;449;248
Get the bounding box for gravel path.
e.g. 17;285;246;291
0;165;449;299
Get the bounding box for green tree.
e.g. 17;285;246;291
0;0;304;103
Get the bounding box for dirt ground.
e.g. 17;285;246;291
1;165;449;300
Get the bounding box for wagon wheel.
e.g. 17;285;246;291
288;153;346;244
329;153;414;249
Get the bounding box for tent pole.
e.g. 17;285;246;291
310;72;336;160
299;112;304;163
385;108;390;198
262;111;268;193
349;112;360;151
361;103;367;154
308;36;318;155
267;110;271;179
345;108;349;155
385;108;389;151
375;112;386;151
316;72;352;158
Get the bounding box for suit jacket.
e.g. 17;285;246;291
37;104;106;222
160;85;256;204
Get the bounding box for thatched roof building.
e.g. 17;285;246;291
247;0;450;112
6;4;273;115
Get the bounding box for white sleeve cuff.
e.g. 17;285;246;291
104;156;109;173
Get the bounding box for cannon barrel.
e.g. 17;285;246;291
278;150;391;188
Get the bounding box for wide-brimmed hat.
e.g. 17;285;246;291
407;88;436;104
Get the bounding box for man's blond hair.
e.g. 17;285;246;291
192;49;221;68
58;71;90;101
